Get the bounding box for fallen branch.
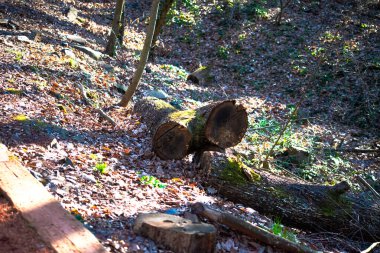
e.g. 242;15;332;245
362;242;380;253
191;203;317;253
356;176;380;200
332;148;380;154
76;83;117;126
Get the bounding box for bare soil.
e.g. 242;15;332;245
0;194;54;253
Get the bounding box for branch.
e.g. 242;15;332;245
264;96;304;163
333;148;380;154
356;176;380;200
191;203;317;253
362;242;380;253
76;83;117;126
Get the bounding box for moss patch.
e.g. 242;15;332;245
147;96;176;111
169;109;197;125
221;157;261;185
5;88;23;95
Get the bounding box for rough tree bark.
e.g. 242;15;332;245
118;0;160;107
105;0;126;56
192;203;316;253
134;97;248;160
199;152;380;241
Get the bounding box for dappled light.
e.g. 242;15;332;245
0;0;379;252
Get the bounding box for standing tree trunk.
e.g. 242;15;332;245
150;0;175;52
118;0;160;107
105;0;126;56
118;2;126;47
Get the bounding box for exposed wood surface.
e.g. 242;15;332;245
134;97;192;159
134;97;248;160
203;100;248;148
134;213;216;253
0;151;106;253
0;143;9;162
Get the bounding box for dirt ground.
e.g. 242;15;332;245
0;194;54;253
0;0;379;252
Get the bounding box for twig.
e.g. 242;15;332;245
356;176;380;200
263;96;304;163
361;242;380;253
76;83;117;126
332;148;380;154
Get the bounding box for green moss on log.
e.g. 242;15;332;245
169;110;197;126
221;157;261;185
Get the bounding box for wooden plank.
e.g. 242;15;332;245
0;158;106;253
0;143;9;162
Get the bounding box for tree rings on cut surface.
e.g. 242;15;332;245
153;122;192;160
205;100;248;148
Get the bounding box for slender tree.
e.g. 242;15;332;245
151;0;175;50
105;0;126;56
118;0;161;107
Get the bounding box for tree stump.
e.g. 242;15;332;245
134;213;216;253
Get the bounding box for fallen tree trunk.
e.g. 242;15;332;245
134;97;248;160
199;152;380;241
134;97;192;160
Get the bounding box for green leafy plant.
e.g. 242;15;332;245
167;0;199;27
292;65;307;76
94;162;108;174
160;64;188;80
243;0;269;19
140;175;167;188
13;50;24;62
321;31;341;42
217;45;230;59
271;218;298;242
67;58;79;69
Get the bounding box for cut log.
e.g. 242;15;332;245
199;152;380;241
134;97;192;160
72;45;103;60
134;97;248;160
202;100;248;148
134;213;216;253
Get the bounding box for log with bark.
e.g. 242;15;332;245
199;152;380;241
191;203;317;253
134;97;248;160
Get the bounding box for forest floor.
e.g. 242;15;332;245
0;0;379;252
